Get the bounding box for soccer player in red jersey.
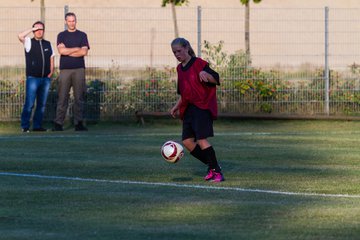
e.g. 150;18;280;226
170;38;224;182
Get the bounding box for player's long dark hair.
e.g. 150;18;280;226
171;38;196;57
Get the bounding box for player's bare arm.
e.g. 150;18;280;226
199;71;217;84
170;96;182;118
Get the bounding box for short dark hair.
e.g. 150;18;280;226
32;21;45;31
65;12;76;20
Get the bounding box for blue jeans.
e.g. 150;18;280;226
21;76;51;129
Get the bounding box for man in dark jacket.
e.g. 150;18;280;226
18;21;54;132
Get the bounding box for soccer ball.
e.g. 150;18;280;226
161;140;184;163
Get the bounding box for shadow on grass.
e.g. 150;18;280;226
171;177;193;182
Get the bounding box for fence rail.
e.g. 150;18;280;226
1;6;360;121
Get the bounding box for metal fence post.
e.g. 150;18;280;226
324;6;330;115
197;6;202;57
64;5;69;30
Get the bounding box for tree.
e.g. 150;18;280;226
161;0;189;38
31;0;45;23
240;0;261;57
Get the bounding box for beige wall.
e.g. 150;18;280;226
2;0;360;69
1;0;360;8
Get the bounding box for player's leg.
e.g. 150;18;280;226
182;137;196;151
192;106;224;182
182;105;208;165
183;136;208;166
198;138;223;182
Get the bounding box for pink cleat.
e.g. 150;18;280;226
204;169;215;181
212;171;225;182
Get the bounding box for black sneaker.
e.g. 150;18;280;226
52;123;64;131
33;127;47;132
75;122;88;131
22;128;30;133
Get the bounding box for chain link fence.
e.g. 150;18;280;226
1;6;360;121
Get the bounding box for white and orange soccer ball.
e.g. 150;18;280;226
161;140;184;163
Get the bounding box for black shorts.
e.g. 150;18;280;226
182;104;214;141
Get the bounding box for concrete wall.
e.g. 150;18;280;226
2;1;360;70
2;0;359;8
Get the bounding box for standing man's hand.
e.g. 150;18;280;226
32;26;43;32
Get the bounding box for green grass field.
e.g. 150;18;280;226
1;119;360;240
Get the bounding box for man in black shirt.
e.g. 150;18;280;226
53;12;90;131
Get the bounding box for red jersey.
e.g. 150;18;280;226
177;57;219;120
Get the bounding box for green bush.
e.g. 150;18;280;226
202;40;292;113
1;53;360;120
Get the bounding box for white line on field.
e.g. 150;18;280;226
1;172;360;199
